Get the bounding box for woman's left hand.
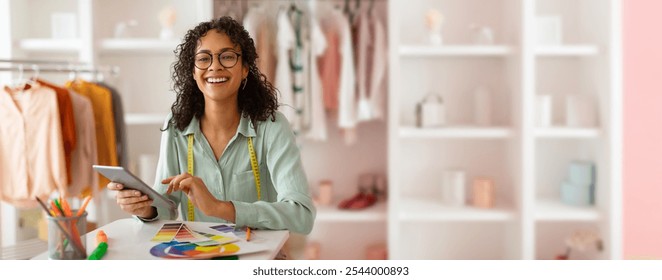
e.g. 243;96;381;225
163;173;218;216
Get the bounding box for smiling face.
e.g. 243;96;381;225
193;30;248;104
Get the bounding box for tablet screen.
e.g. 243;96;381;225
93;165;176;213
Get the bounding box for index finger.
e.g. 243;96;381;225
161;176;176;184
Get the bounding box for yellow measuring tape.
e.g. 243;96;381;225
187;135;195;221
247;137;262;201
186;134;261;221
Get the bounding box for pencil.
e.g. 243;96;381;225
60;198;85;253
35;197;86;258
35;197;52;217
76;195;93;217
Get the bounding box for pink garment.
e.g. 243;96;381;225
244;6;276;84
305;17;329;141
0;85;68;208
68;91;99;197
319;30;341;110
255;22;275;83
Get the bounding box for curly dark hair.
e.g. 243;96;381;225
167;16;278;131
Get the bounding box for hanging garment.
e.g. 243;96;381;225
367;11;388;121
243;4;276;83
304;16;328;141
68;90;99;198
275;9;297;132
66;80;118;190
0;85;68;208
331;8;357;144
289;7;306;136
354;9;373;121
37;79;77;184
97;82;127;168
319;28;341;111
297;10;313;134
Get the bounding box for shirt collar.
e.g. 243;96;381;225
237;113;257;138
181;113;256;138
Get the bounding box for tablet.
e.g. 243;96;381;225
93;165;176;214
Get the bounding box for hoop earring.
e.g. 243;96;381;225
242;77;248;90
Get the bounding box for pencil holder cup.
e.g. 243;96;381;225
47;211;87;260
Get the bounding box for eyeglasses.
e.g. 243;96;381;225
194;51;242;70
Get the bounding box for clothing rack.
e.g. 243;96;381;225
1;58;119;254
0;59;120;76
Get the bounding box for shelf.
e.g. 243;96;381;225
535;199;600;221
124;113;167;125
398;198;516;222
99;39;179;54
399;45;514;57
535;45;599;57
534;127;600;139
399;127;513;139
315;201;387;223
17;39;82;53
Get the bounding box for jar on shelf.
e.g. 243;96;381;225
416;93;446;127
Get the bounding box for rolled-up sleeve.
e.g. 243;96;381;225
232;113;316;234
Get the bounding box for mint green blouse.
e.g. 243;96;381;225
148;111;315;234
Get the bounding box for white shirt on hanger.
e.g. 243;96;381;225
275;10;297;129
305;15;328;142
368;10;388;121
327;8;357;141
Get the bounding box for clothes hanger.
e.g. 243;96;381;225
95;69;105;83
68;64;81;83
7;64;26;92
289;0;301;14
27;64;39;88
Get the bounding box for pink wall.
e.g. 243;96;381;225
623;0;662;259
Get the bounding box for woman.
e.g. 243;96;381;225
107;16;315;235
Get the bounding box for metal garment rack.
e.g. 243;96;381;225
0;59;120;76
0;58;119;258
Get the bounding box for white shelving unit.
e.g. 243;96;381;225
17;39;82;53
535;199;600;221
399;198;516;222
388;0;621;260
535;45;599;56
399;127;513;139
124;113;169;125
534;127;601;139
99;39;180;54
399;45;515;57
315;202;387;223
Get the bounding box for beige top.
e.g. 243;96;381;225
0;85;68;208
68;91;99;197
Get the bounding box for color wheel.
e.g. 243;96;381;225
150;241;240;259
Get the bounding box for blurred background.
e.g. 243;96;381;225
0;0;658;260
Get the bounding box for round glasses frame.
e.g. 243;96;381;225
194;51;242;70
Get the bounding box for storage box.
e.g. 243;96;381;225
561;181;594;206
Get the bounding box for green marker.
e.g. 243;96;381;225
87;242;108;260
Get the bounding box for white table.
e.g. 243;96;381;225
32;218;289;260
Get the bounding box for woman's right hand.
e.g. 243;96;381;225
107;182;156;218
